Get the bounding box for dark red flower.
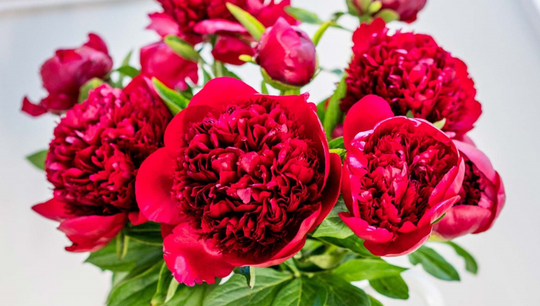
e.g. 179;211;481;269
255;18;317;87
22;34;113;117
33;76;172;252
379;0;428;23
136;77;342;285
433;140;505;240
340;95;464;256
211;36;255;66
342;19;482;137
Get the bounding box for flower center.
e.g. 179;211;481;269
456;158;484;206
172;98;324;258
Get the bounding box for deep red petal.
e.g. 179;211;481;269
343;95;394;150
136;148;184;225
21;97;48;117
310;153;342;231
58;213;127;252
128;211;148;226
164;222;234;286
364;225;432;257
32;198;73;221
189;77;258;109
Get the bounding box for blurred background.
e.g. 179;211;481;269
1;0;539;305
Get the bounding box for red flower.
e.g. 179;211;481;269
142;13;199;90
211;36;255;66
33;76;172;252
22;34;113;117
136;77;342;285
255;18;317;87
342;19;482;137
340;95;464;256
379;0;428;23
433;140;505;240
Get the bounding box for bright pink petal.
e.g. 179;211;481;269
32;198;73;221
429;161;465;206
418;195;461;228
189;77;258;109
364;225;432;257
59;213;127;252
454;140;497;182
339;212;394;243
128;211;148;226
21;97;48;117
164;222;234;286
343;95;393;150
147;12;181;37
434;205;492;240
310;153;342;231
194;19;248;35
84;33;109;54
136;148;184;225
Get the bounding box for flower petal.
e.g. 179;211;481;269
310;153;342;231
189;77;258;110
147;12;181;37
339;212;394;243
59;213;127;252
434;205;492;240
32;198;73;221
136;148;184;225
343;95;394;150
164;222;234;286
128;211;148;226
21;97;48;117
364;225;432;257
194;19;248;35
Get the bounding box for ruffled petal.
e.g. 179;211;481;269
164;222;234;286
136;148;184;225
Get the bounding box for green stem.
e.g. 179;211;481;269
213;60;225;78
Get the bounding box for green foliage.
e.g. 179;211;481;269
226;3;265;41
107;261;163;306
26;149;48;170
152;78;190;115
165;36;200;62
369;276;409;300
285;7;323;24
409;246;460;281
78;78;104;103
446;241;479;275
124;222;163;246
332;259;407;282
323;76;346;140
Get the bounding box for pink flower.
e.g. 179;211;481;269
343;19;482;137
33;76;172;252
255;18;317;87
136;77;342;285
22;34;113;117
211;36;255;66
433;140;505;239
340;95;464;256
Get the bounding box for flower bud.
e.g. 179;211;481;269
255;18;316;87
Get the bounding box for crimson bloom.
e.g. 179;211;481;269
379;0;428;23
340;95;465;256
33;76;172;252
342;19;482;137
136;77;342;285
22;34;113;117
255;18;317;87
141;13;199;90
433;140;505;240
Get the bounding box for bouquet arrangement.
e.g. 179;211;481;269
24;0;506;305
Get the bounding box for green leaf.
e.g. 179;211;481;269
261;68;302;91
433;118;446;130
204;269;293;306
271;277;327;306
236;266;256;289
227;3;266;41
313;198;354;240
369;276;409;300
164;283;217;306
313;21;333;46
316;275;370;306
26;149;48;170
332;259;407;282
78;77;104;103
446;241;478;275
125;222;163;246
431;213;446;225
202;67;213;85
116;50;133;87
222;65;243;80
107;261;162;306
116;66;140;78
323;76;346;140
285;7;323;24
368;295;383;306
317;100;326;122
86;238;163;272
151;262;174;306
116;231;129;260
165;35;200;62
152;77;190;115
409;246;460;281
261;81;269;94
328;137;345;149
405;110;414;118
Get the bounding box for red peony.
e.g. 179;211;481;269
255;18;317;87
136;77;342;285
379;0;428;23
32;76;172;252
433;140;505;240
22;34;113;117
342;19;482;137
340;95;464;256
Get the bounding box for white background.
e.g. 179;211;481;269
1;0;539;305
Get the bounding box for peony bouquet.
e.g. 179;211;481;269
24;0;506;305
